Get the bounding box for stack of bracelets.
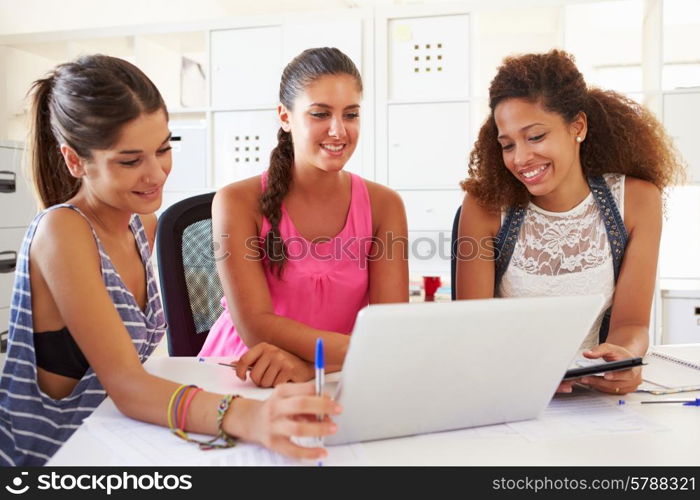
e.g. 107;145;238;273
167;384;240;450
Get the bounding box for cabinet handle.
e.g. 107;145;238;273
0;251;17;273
0;330;6;354
0;171;16;194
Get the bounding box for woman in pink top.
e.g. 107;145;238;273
199;48;409;386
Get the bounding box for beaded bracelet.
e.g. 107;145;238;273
212;393;240;449
188;394;240;451
166;385;240;450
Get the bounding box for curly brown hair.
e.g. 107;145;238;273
461;49;685;212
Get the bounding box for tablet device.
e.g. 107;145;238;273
563;357;643;381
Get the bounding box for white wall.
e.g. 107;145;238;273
472;6;562;121
0;0;621;38
0;0;344;36
1;0;698;283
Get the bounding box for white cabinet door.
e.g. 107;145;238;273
210;27;283;109
168;121;208;191
1;306;8;364
282;19;363;74
387;102;470;189
664;92;700;183
388;14;470;102
0;228;25;310
213;110;280;187
0;146;37;228
399;190;464;231
662;294;700;344
408;230;452;277
0;308;7;334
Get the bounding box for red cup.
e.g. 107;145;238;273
423;276;442;302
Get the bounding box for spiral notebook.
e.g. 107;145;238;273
640;344;700;394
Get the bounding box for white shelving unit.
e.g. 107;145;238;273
375;7;474;278
0;140;34;364
0;2;698;342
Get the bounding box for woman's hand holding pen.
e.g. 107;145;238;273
235;342;314;387
226;382;341;460
576;343;643;395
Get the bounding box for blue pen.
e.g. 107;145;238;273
315;338;325;466
641;398;700;405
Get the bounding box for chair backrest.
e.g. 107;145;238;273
156;192;224;356
450;205;462;300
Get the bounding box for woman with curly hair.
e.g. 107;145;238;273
198;47;409;385
456;50;684;395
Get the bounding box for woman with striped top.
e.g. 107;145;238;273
0;55;339;466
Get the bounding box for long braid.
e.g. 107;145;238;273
260;128;294;277
259;47;362;277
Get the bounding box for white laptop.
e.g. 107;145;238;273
325;294;605;445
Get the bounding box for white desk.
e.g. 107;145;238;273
49;355;700;466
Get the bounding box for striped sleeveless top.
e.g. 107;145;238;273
0;204;166;466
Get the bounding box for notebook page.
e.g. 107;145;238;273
84;415;365;466
642;345;700;389
507;393;665;441
650;344;700;369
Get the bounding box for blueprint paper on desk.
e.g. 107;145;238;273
506;393;666;441
83;415;366;466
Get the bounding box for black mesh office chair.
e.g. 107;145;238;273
156;192;225;356
450;205;462;300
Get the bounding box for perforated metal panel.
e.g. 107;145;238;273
388;15;470;101
214;110;279;187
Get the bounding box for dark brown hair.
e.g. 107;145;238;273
28;54;166;208
261;47;362;277
462;49;685;211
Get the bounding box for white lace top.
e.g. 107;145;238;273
497;174;625;350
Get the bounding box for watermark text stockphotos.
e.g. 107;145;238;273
208;233;498;266
4;471;192;496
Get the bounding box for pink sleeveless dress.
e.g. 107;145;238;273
198;171;373;357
